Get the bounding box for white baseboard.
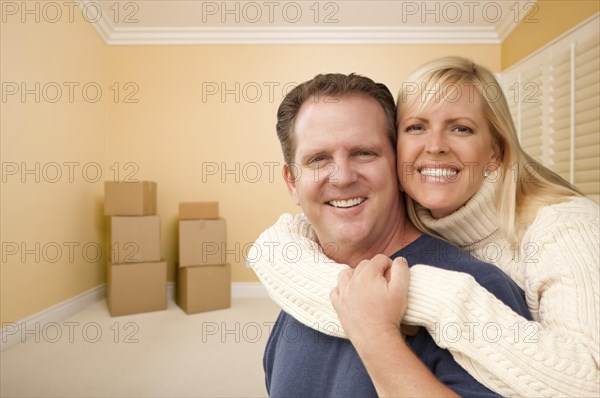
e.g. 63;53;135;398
167;281;176;299
232;282;269;298
167;282;268;299
0;285;105;351
1;282;267;351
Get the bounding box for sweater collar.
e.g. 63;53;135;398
415;172;500;247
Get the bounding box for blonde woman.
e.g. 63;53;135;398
249;57;599;396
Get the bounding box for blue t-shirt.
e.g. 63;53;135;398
264;234;532;397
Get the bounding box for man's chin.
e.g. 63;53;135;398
320;226;369;247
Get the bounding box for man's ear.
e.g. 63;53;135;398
283;164;300;205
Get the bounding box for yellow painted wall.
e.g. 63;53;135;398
5;0;597;324
2;26;499;323
502;0;599;69
1;13;108;323
6;0;538;324
106;45;501;285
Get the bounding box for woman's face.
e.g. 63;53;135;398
397;88;500;218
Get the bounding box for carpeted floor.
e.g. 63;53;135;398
1;297;281;397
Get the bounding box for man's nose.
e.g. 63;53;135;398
327;158;358;187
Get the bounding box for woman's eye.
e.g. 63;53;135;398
405;125;423;133
454;125;473;134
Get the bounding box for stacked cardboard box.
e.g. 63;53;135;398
104;181;167;316
177;202;231;314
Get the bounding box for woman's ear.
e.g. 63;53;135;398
488;141;502;171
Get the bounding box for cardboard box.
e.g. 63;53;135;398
104;181;157;216
107;261;167;316
111;216;161;264
177;264;231;314
179;219;226;266
179;202;219;220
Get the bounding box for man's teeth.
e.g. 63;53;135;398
420;168;458;178
328;197;366;208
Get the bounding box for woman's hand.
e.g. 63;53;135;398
330;255;410;345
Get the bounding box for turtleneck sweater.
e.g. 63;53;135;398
248;178;599;397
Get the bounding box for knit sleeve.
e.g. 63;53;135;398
248;213;349;337
406;259;599;396
249;211;600;396
397;204;600;397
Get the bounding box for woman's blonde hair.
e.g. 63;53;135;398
397;56;581;243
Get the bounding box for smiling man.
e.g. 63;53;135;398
281;84;414;267
259;73;530;397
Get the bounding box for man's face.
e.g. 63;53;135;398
284;94;401;254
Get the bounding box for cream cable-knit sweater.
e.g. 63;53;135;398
249;178;600;397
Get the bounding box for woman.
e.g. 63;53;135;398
249;56;599;396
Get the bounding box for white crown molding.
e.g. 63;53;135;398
92;25;503;45
495;1;529;42
88;13;112;44
496;13;521;42
79;0;524;45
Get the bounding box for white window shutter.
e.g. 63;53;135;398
573;33;600;199
519;62;545;163
548;42;573;181
501;15;599;203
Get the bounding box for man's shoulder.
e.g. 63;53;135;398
267;310;342;346
396;234;493;272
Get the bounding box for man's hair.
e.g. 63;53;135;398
276;73;397;166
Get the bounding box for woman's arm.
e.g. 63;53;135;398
248;213;349;337
249;212;600;396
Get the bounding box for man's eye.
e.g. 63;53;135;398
308;156;327;167
355;151;375;157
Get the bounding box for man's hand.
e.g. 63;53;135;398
330;256;458;397
330;255;410;345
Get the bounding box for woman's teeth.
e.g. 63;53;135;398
419;168;458;178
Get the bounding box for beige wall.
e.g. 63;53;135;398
1;14;108;323
4;0;594;324
1;15;499;324
502;0;599;69
106;45;501;286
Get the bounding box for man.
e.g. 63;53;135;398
258;73;530;397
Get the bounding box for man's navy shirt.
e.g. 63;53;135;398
264;234;532;397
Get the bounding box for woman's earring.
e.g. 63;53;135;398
484;169;490;178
